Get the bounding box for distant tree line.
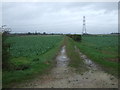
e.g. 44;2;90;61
10;32;64;35
111;33;120;35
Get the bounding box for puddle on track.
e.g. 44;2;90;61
74;46;100;70
56;46;69;67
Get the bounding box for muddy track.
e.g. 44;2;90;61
15;45;118;88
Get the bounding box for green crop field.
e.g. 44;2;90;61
7;35;63;57
3;35;64;87
75;35;119;76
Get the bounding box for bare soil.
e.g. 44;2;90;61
15;46;118;88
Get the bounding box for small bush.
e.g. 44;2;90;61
2;30;11;70
33;58;39;62
67;34;81;42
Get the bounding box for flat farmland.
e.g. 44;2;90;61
3;35;64;87
75;35;119;76
7;35;63;57
2;34;119;88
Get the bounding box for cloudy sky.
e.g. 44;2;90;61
2;2;118;34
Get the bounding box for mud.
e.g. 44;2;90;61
15;45;118;88
74;46;100;70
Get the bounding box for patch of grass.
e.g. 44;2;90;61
76;35;119;77
2;36;64;88
65;37;88;74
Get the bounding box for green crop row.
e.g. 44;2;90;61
7;35;63;57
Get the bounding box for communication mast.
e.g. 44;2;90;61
82;16;87;34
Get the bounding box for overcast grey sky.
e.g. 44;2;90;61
2;2;118;34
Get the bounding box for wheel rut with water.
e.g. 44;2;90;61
16;45;118;88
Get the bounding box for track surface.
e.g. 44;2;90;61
15;46;118;88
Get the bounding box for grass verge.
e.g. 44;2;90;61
75;35;119;77
65;37;88;74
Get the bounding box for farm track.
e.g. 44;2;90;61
15;45;118;88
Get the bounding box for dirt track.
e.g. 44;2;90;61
16;46;118;88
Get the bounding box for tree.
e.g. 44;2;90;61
43;32;46;35
28;32;31;35
2;25;11;70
